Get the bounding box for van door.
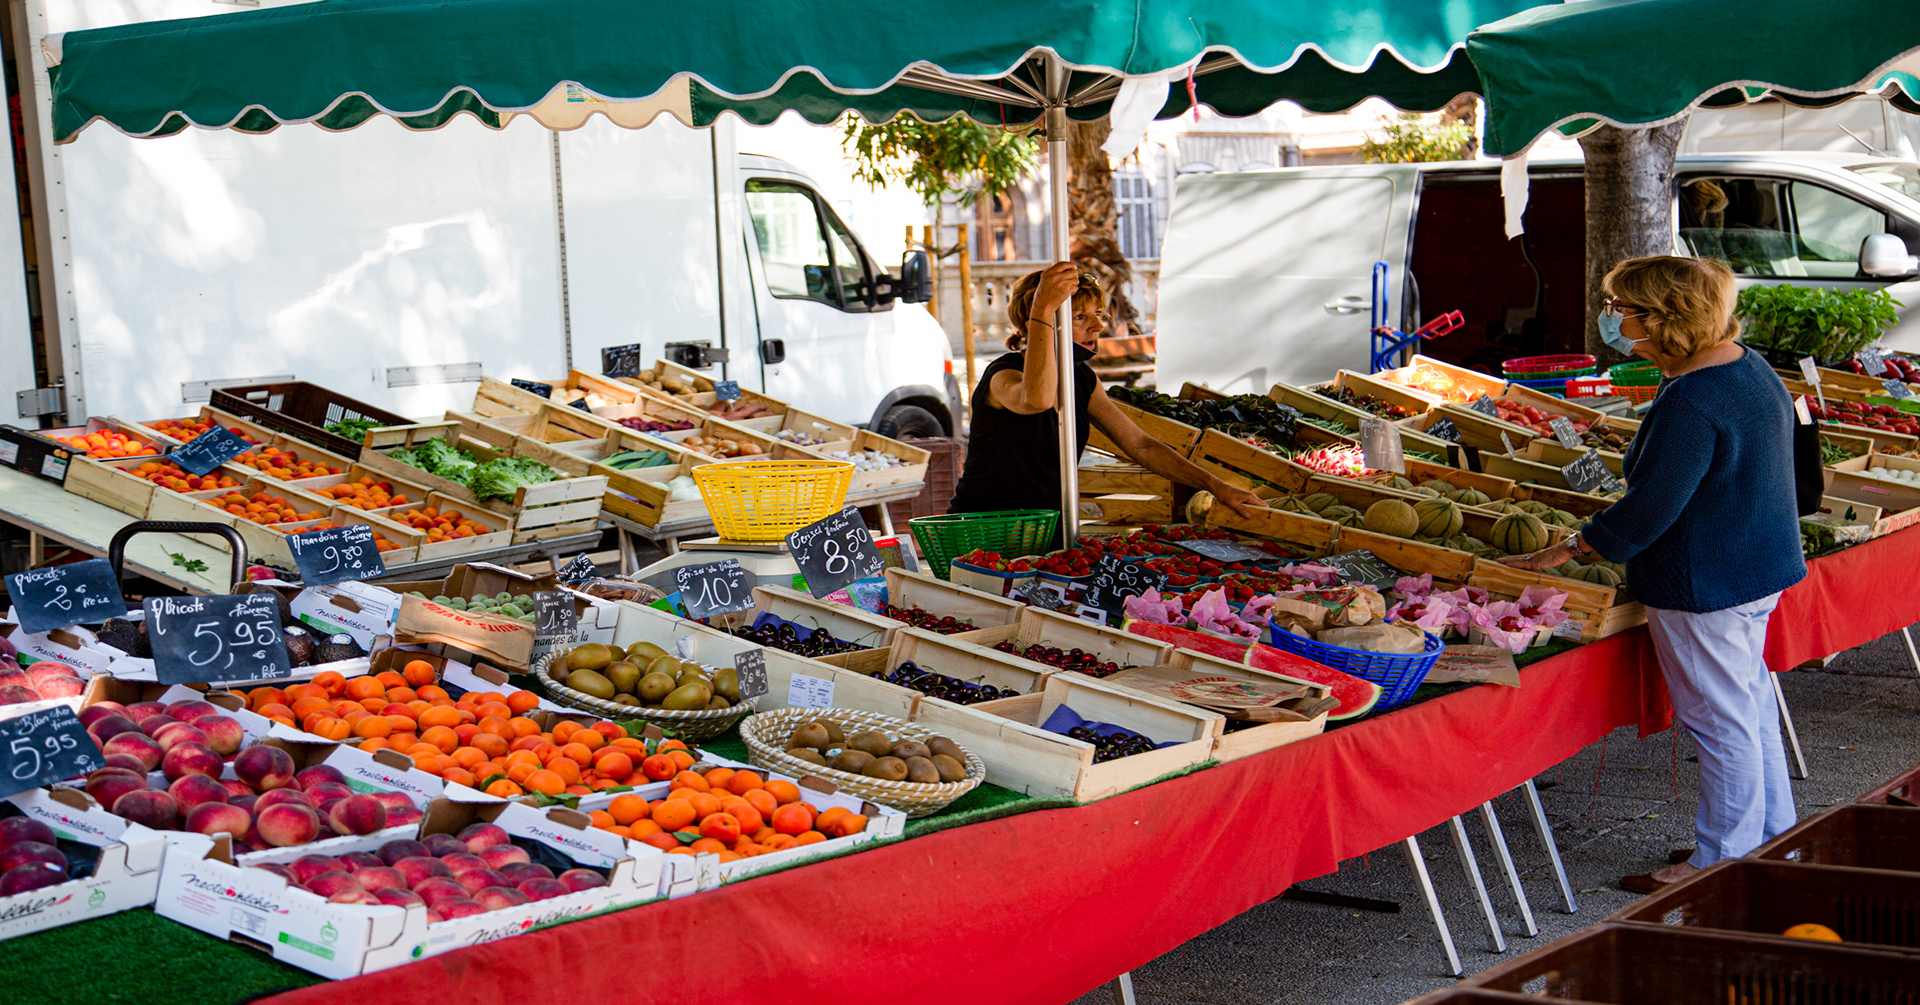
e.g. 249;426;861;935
739;178;888;423
1156;165;1421;394
1676;169;1920;352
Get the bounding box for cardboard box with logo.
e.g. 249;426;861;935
0;787;168;942
386;563;617;669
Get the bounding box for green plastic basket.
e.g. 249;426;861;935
1609;361;1663;386
908;510;1059;581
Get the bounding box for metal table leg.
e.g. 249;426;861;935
1523;779;1577;914
1107;971;1136;1005
1405;835;1463;977
1771;672;1809;780
1903;626;1920;679
1479;800;1539;938
1450;815;1506;953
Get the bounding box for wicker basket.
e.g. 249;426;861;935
530;651;757;743
739;707;985;817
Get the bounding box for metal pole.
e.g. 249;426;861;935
1046;57;1079;544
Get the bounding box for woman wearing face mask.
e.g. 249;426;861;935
947;262;1263;541
1500;256;1806;893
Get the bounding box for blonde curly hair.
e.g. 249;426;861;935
1602;256;1741;357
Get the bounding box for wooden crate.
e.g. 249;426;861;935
262;510;423;567
1088;399;1201;458
1162;648;1330;763
814;429;931;492
1327;483;1569;583
949;606;1177;670
1183;492;1342;555
1779;373;1873;403
1079;462;1172;497
1525;439;1627;478
1479;453;1622;504
883;568;1026;629
1267;379;1457;462
1468;561;1641;643
144;474;407;567
1821;429;1877;464
516;429;706;528
472;371;643;419
360;421;609;537
1824;459;1920;535
590;397;798;462
1373;354;1508;407
502;476;609;544
751;407;860;448
63;455;165;517
365;492;515;562
913;671;1223;802
1188;427;1313;493
297;465;439;513
446;404;607;452
1403;457;1514;500
1808;364;1920;397
1817;419;1920;454
124;406;278;449
1080;493;1173;523
1316;370;1444;420
870;627;1061;695
711;584;900;653
1508;481;1615;518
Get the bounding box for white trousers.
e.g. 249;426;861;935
1644;593;1796;866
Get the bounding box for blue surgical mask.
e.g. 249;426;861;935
1599;310;1644;355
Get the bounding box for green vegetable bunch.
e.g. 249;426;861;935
388;439;558;501
324;417;384;443
1737;284;1901;363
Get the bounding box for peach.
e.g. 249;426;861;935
304;871;363;898
184;802;251;840
101;753;152;775
0;685;40;705
85;715;141;743
455;868;507;895
160;742;222;782
222;778;257;797
84;768;148;810
230;839;260;854
289;855;345;884
124;701;169;721
557;869;606;892
351;865;407;892
375;887;424;907
305;782;354;804
516;878;570;902
370;792;413;814
136;714;181;735
411;876;467;906
473;886;529;911
328;795;389;837
0;840;66;873
391;856;451;887
435;898;487;919
478;844;530;870
386;806;424;828
77;702;128;728
439;853;487;875
0;669;28;691
30;675;82;699
378;839;430;865
424;909;444;924
252;862;297;884
165;699;221;722
419;834;467;858
338;851;384;870
151;722;210;754
255;803;321;847
0;862;67;895
111;789;178;830
229;793;258;813
253;788;313;812
497;862;554;884
294;765;347;790
327;889;382;906
0;818;57;851
190;715;244;757
233;745;296;791
456;823;509;852
167;773;230;812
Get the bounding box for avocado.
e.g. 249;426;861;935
565;668;617;700
601;660;642;695
627;641;670;662
711;668;741;702
647;655;680;679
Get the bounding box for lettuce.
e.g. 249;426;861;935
470;456;558;501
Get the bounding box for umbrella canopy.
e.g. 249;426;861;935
46;0;1538;141
1467;0;1920;157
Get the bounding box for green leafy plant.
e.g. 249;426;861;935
1360;113;1476;164
167;550;208;573
1736;284;1902;363
840;115;1038;209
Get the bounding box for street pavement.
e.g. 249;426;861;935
1067;623;1920;1005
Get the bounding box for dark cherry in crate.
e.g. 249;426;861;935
729;620;865;658
993;641;1121;679
878;604;976;635
882;661;1019;705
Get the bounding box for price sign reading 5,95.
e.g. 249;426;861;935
146;593;293;685
786;507;885;599
287;524;385;587
0;705;102;800
673;560;751;620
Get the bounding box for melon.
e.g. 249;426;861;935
1482;500;1521;515
1515;500;1553;517
1413;534;1444;545
1491;512;1551;555
1301;492;1340;513
1444;533;1480;553
1550;560;1583;578
1322;505;1365;527
1245;643;1382;720
1126;620;1253;663
1277;496;1317;516
1449;487;1493;507
1569;564;1623;588
1363;499;1421;539
1413;487;1442;499
1413;497;1464;538
1384;475;1417;491
1421;479;1458;495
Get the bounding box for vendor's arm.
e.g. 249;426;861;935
1501;399;1715;571
1086;385;1264;518
986;262;1080;415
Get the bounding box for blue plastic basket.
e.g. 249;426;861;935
1265;624;1445;712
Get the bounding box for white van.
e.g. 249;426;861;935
1157;153;1920;393
5;0;959;436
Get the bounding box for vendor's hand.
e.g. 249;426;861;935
1498;542;1578;571
1212;483;1265;519
1033;261;1082;320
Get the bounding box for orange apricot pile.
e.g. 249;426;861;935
205;490;324;524
588;767;868;862
52;428;154;458
231;445;344;480
319;477;410;511
147;417;258;443
236;661;682;798
392;506;492;543
131;461;241;492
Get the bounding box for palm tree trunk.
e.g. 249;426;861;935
1579;121;1688;362
1066;118;1137;333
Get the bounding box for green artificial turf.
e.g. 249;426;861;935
4;905;321;1005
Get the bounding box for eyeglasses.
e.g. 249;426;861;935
1601;296;1649;318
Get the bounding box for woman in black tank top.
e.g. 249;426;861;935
948;263;1263;538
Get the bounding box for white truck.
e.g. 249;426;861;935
1157;152;1920;393
3;0;960;437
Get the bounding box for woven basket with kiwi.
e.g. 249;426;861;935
740;708;985;817
535;640;756;743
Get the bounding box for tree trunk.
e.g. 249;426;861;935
1579;121;1688;363
1066;118;1137;333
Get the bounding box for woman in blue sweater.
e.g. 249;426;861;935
1501;256;1806;893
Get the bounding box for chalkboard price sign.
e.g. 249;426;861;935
286;524;385;587
1171;539;1274;564
1318;549;1401;589
1469;396;1501;417
713;381;742;401
673;559;751;620
1883;378;1913;401
4;558;126;634
146;593;294;685
532;592;578;641
510;379;553;398
1426;417;1462;444
555;553;598;584
1549;416;1582;449
1860;348;1890;376
1561;450;1612;495
786;507;884;598
0;704;102;800
732;649;768;701
170;425;252;476
1081;553;1169;614
601;344;644;378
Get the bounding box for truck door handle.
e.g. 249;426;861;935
1324;296;1369;315
760;339;786;365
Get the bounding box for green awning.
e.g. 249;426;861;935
46;0;1537;142
1468;0;1920;156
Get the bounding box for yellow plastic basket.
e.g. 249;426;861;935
691;459;855;541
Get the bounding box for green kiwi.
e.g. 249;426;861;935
903;756;940;784
789;722;830;751
565;668;616;699
930;753;967;782
860;756;909;781
831;749;875;774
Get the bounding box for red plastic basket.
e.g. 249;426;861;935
1615;384;1659;404
1565;376;1613;399
1503;353;1598;375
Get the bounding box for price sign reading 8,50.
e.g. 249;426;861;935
786;507;885;599
147;593;294;685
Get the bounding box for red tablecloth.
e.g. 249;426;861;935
263;532;1917;1005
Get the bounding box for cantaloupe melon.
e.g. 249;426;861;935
1301;492;1340;513
1491;512;1551;555
1322;505;1365;527
1421;479;1458;495
1384;475;1417;491
1449;487;1493;507
1569;564;1623;588
1413;497;1464;538
1363;499;1421;538
1515;500;1553;517
1277;496;1317;516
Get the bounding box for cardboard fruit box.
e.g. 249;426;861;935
0;787;168;943
825;626;1058;695
1823;457;1920;536
1147;648;1332;763
154;796;673;979
911;670;1223;803
387;564;619;669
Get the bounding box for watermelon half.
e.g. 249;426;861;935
1244;643;1381;720
1124;619;1255;662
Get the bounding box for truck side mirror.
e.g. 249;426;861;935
1860;233;1919;278
894;250;933;304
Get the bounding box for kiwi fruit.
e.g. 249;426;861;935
711;668;741;703
815;719;846;746
565;668;616;699
930;753;967;782
831;749;875;774
705;695;732;710
610;693;640;706
647;655;680;679
637;672;677;703
890;740;931;761
849;730;894;758
787;748;828;766
903;756;940;784
661;682;712;710
789;722;830;751
602;661;641;695
860;756;908;781
546;650;571;675
926;736;965;762
626;641;669;662
674;664;711;688
568;644;616;671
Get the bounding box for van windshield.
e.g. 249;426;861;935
1847;162;1920;202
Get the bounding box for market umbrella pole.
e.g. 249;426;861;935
1046;58;1078;546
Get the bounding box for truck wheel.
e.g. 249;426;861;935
875;405;945;439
